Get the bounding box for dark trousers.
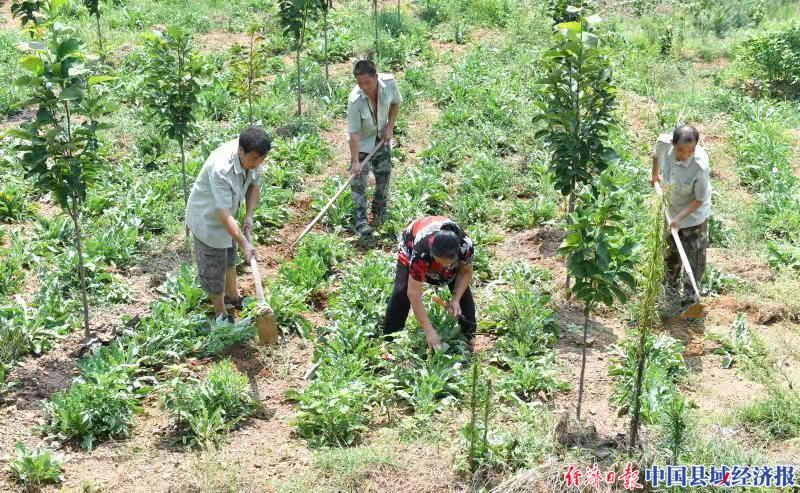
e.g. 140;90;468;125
383;261;477;340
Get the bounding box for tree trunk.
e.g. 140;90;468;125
576;306;591;420
323;9;330;95
71;208;91;339
564;189;576;292
95;14;104;59
179;137;189;206
296;48;302;115
373;0;379;56
397;0;401;25
628;326;649;451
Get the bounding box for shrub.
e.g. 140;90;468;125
738;22;800;86
43;371;145;450
0;183;35;222
9;442;63;488
505;197;556;230
163;360;260;447
289;354;379;447
270;134;332;175
609;333;687;424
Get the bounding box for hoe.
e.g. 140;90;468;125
655;183;706;319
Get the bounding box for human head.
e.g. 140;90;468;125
431;229;460;268
238;126;271;170
672;125;699;162
353;60;378;95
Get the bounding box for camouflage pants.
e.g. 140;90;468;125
350;144;392;229
664;220;707;304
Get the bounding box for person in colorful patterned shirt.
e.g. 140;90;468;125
384;216;477;350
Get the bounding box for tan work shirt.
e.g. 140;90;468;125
654;134;712;229
346;73;402;154
186;139;264;248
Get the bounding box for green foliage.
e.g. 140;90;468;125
657;390;692;464
0;183;36;222
141;25;206;204
270;133;332;175
290;354;380;447
461;359;494;473
228;25;272;124
298;152;342;217
141;27;205;145
326;252;395;330
739;385;800;439
163;360;260;447
738;22;800;86
548;0;594;24
559;173;637;311
278;0;324;114
381;164;448;238
9;442;63;488
609;333;688;424
43;370;145;450
484;282;558;359
766;240;800;272
10;0;45;27
505;197;556;230
0;236;25;298
394;351;464;414
201;318;256;356
534;18;617;198
499;354;569;401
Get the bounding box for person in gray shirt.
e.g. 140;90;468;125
186;127;270;321
650;125;712;307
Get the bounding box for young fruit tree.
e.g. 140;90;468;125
278;0;323;116
533;17;617;289
141;26;205;206
320;0;332;91
11;0;45;28
628;191;667;449
10;23;115;339
82;0;104;57
558;172;637;420
228;25;270;125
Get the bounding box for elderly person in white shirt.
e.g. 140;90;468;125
650;125;712;307
347;59;402;238
186;127;270;322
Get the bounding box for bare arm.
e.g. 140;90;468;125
244;183;259;219
218;208;255;261
670;199;703;230
650;155;660;186
349;133;361;172
407;277;441;349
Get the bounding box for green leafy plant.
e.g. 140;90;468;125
11;22;115;338
738;22;800;87
559;173;637;420
0;183;36;222
609;333;687;425
163;360;260;447
142;26;205;206
43;370;145;450
82;0;105;56
278;0;323;115
228;25;271;124
10;0;45;28
9;442;63;488
533;16;617;232
505;197;556;230
462;359;494;474
394;351;464;414
627;190;666;449
289;354;380;447
0;236;25;298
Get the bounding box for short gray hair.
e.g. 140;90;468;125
672;125;699;145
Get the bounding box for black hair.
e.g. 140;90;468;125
239;126;271;155
353;60;378;78
672;125;699;146
431;224;463;259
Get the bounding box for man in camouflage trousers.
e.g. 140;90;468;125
346;60;402;238
650;125;712;307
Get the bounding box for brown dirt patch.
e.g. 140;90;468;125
195;30;251;54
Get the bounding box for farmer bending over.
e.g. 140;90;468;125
347;59;402;238
384;216;477;351
186;126;271;322
650;125;712;308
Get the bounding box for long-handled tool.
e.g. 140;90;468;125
245;234;279;345
292;139;387;247
655;182;706;319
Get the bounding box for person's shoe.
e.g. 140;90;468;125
371;209;388;228
356;223;374;238
224;295;244;310
215;313;235;324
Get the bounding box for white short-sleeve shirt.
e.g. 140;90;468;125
185;139;264;248
654;134;712;229
346;73;402;154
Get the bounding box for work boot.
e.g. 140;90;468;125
371;207;388;229
356;223;374;238
215;313;235;325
